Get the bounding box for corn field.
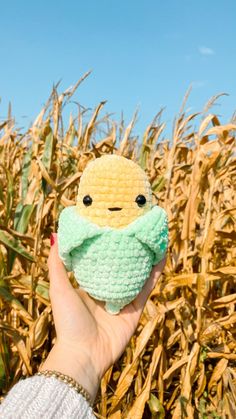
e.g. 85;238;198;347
0;77;236;418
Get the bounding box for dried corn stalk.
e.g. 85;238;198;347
0;82;235;418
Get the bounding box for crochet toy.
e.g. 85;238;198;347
58;155;168;314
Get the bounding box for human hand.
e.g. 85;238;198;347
41;233;166;402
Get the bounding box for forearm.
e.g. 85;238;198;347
0;342;99;418
40;342;100;403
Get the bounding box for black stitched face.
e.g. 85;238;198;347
135;195;146;207
83;195;93;206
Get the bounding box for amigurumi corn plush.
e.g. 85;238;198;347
58;154;168;314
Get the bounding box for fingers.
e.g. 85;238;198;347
48;233;74;297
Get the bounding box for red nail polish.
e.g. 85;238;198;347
50;234;55;246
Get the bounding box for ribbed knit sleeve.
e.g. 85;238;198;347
0;375;95;418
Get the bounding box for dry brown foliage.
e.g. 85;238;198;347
0;80;236;418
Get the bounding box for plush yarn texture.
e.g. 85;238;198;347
58;155;168;314
76;154;153;228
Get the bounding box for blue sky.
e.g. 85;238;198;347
0;0;235;138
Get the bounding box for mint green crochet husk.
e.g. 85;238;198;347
58;205;168;314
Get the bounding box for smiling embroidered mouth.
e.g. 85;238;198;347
108;207;122;211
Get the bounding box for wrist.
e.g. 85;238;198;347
40;342;99;403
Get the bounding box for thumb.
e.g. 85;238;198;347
133;257;166;310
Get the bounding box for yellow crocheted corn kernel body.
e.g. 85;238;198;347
76;155;152;229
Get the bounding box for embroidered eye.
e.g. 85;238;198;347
83;195;93;206
135;195;146;207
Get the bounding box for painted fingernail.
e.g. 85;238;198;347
50;234;56;246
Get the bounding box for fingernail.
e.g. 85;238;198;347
50;233;56;246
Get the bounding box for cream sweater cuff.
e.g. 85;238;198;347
0;375;95;418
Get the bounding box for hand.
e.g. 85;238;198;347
41;233;166;402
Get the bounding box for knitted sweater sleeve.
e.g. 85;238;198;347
0;375;96;419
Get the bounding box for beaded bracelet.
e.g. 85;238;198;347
37;370;92;406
